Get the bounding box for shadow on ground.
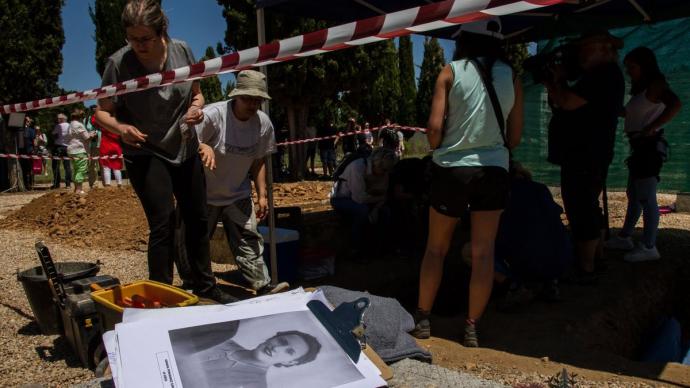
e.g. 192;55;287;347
34;336;84;368
283;208;690;385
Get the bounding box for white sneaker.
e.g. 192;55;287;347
604;235;634;250
624;244;660;262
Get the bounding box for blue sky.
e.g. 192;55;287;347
59;0;455;99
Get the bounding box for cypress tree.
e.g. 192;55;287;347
416;37;445;127
0;0;65;103
0;0;66;191
355;40;401;124
218;0;346;180
90;0;128;76
397;35;417;128
199;46;224;104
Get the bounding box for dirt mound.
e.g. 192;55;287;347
271;181;331;208
2;188;149;251
0;181;333;251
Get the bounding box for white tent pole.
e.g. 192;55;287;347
256;7;278;286
626;0;651;22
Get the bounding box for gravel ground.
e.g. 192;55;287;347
1;190;688;387
0;192;45;220
389;359;507;388
0;226;148;387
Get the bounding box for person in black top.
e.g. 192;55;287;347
317;122;336;177
20;116;36;190
335;117;357;158
545;30;625;283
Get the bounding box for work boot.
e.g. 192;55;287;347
196;286;239;304
463;319;479;348
257;282;290;296
410;309;431;339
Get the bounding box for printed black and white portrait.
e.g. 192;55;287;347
169;310;364;388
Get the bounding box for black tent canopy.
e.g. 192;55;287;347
256;0;690;41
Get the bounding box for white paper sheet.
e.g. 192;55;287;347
121;288;309;324
112;290;385;388
102;331;119;385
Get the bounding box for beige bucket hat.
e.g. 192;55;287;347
228;70;271;100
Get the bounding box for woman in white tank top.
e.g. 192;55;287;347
411;17;524;348
605;47;681;262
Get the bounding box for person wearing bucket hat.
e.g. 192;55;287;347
228;70;272;100
544;29;625;285
412;16;523;348
195;70;289;297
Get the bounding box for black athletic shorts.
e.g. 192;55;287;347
430;164;509;217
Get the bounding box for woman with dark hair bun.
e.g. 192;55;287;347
604;47;682;262
94;0;235;303
411;17;523;347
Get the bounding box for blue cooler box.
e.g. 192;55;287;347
258;226;300;282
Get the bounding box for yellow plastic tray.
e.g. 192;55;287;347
91;279;198;312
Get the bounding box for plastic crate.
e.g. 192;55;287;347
91;280;198;331
258;226;300;282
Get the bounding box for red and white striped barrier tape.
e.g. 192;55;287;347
1;0;563;114
276;124;426;146
0;153;122;161
0;124;422;158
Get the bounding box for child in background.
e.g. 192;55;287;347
94;115;124;187
34;125;49;175
66;109;96;194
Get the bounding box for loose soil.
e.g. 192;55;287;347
1;184;689;387
0;181;332;252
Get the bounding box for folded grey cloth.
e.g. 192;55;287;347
320;286;432;364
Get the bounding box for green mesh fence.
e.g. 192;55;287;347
514;17;690;192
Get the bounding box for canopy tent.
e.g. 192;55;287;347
250;0;690;268
255;0;690;41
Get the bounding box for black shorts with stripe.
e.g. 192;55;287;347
430;164;509;217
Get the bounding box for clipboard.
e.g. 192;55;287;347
305;288;393;381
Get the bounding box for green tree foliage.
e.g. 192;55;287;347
416;37;445;127
0;0;65;190
0;0;65;104
199;46;224;104
505;42;529;76
217;0;347;179
90;0;128;76
352;40;401;124
398;35;417;128
223;80;235;97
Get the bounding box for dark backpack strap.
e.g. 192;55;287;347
470;58;508;149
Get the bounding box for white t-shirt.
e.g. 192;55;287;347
197;100;276;206
66;120;91;155
624;91;666;134
330;158;387;205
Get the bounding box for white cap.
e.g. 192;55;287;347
454;16;504;40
